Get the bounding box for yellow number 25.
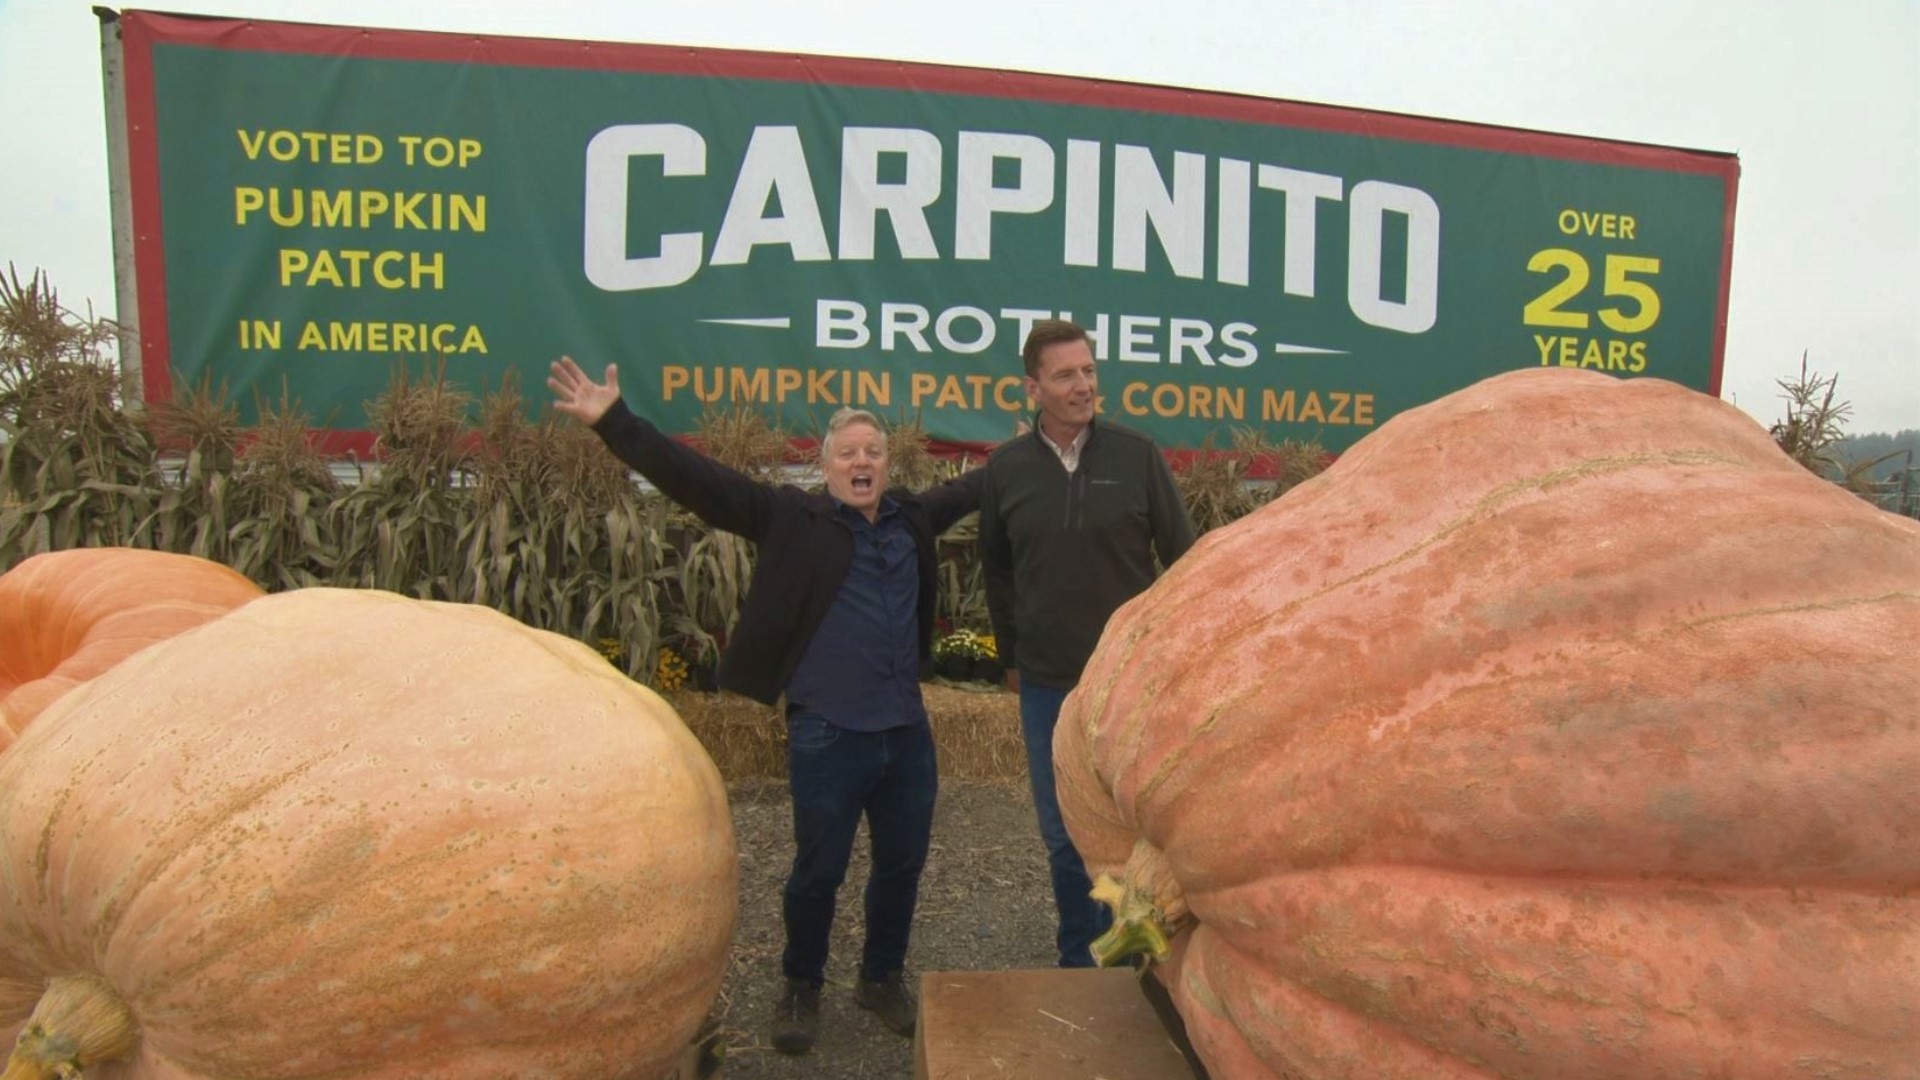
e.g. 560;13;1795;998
1523;250;1662;333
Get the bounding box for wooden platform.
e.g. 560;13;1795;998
914;967;1199;1080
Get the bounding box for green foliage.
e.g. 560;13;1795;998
221;383;341;588
662;525;751;670
0;273;683;682
650;403;787;670
0;265;157;557
1769;352;1854;477
883;408;945;492
1768;355;1919;518
1174;426;1330;535
1833;430;1920;486
0;269;1341;689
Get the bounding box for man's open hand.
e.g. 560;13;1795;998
548;355;621;426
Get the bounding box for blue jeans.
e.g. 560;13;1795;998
1020;681;1111;967
781;710;938;986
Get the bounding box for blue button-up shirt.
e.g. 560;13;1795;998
785;497;929;732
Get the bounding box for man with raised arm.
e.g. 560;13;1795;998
550;355;981;1054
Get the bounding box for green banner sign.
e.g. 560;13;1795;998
109;11;1738;454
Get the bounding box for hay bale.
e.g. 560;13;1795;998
664;682;1025;783
664;689;787;781
923;681;1026;781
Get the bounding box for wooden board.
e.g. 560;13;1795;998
914;968;1198;1080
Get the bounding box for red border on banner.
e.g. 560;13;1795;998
118;12;174;410
111;8;1740;457
1711;174;1739;397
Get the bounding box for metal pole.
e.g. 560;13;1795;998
97;7;142;405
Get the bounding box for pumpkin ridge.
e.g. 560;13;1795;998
142;811;680;1010
1669;590;1919;632
1118;457;1754;806
124;793;672;1011
1140;698;1918;889
1128;604;1901;789
1123;459;1899;684
93;750;350;978
1256;453;1757;617
1187;857;1920;899
1119;541;1912;817
121;815;404;1004
1087;647;1918;896
1182;871;1919;1070
1183;929;1516;1080
1132;688;1261;808
29;761;83;914
1477;449;1752;502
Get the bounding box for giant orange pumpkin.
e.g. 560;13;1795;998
1057;368;1920;1079
0;547;264;751
1;587;736;1080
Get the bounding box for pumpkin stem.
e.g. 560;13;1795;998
1087;872;1174;967
2;974;139;1080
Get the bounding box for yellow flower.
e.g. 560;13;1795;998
935;628;995;660
654;646;690;691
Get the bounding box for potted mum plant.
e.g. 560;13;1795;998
969;632;1003;686
933;628;1000;684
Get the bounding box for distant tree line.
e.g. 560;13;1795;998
1833;430;1920;484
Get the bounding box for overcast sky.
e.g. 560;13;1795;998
3;0;1915;433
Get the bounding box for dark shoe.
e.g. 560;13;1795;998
855;971;917;1037
771;977;820;1054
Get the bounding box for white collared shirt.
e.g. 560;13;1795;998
1039;423;1090;475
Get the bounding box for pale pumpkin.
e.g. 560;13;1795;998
0;587;736;1080
1057;368;1920;1079
0;547;263;752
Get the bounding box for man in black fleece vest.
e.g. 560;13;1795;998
550;355;980;1055
977;320;1195;968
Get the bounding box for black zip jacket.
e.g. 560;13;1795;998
590;399;982;704
978;418;1195;689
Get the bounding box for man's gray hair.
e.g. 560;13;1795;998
821;407;886;454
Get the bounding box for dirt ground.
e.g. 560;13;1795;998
708;776;1058;1080
655;681;1061;1079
